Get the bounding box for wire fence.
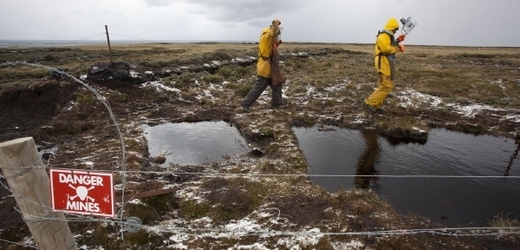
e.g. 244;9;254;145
68;32;148;44
0;60;129;246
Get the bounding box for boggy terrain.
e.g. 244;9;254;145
0;43;519;249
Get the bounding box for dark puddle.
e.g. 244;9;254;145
293;126;520;227
142;121;249;167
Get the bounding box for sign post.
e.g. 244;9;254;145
50;169;115;218
0;137;77;249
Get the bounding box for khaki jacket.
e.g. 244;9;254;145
256;27;276;78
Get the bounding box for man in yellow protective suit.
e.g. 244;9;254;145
365;17;405;112
241;19;283;112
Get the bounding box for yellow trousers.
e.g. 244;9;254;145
365;73;394;109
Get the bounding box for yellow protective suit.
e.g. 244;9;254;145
373;18;400;77
256;27;277;78
366;18;401;109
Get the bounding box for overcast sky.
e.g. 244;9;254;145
1;0;519;47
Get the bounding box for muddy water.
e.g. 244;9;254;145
142;121;249;167
293;126;520;227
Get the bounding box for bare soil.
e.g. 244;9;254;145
0;43;519;249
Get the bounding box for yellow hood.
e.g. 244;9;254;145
384;18;399;32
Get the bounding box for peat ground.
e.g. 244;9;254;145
0;43;519;249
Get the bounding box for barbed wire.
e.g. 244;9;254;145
0;238;37;249
140;225;520;238
7;208;520;239
3;167;520;180
109;33;147;41
68;33;106;43
50;32;148;45
0;149;518;180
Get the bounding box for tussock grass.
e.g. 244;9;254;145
444;123;487;135
490;212;520;227
0;66;49;83
376;117;429;144
178;177;268;223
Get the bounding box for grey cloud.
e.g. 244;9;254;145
176;0;313;23
1;0;519;46
144;0;178;7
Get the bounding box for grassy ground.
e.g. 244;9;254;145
1;42;519;249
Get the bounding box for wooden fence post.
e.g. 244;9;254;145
0;137;77;250
105;25;114;64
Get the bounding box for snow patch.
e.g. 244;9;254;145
397;89;442;108
141;81;181;93
446;103;501;118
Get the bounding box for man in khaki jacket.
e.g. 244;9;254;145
241;19;282;112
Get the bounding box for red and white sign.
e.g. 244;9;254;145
50;168;115;218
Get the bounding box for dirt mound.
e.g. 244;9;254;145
0;80;77;143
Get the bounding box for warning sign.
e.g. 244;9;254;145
50;168;115;218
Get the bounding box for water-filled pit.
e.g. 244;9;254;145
142;121;249;167
142;120;520;227
293;126;520;227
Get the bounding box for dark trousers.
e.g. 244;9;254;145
241;76;282;108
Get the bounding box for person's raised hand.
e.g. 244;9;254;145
398;44;405;52
397;34;406;42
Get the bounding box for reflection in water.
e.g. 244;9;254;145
293;126;520;227
355;130;381;189
504;138;520;176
